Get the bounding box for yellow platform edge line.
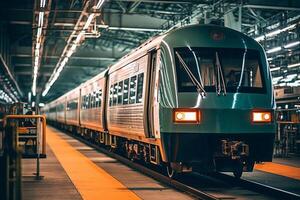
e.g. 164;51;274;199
46;126;141;200
254;162;300;181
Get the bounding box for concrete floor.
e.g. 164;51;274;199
22;145;82;200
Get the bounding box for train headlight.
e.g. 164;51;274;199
251;111;272;123
173;108;201;123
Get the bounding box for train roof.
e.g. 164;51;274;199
162;24;262;50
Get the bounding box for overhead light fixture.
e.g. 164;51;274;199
255;23;297;42
95;0;105;9
270;67;280;72
287;63;300;68
83;14;95;30
267;57;273;61
38;12;44;27
40;0;46;8
282;74;297;82
266;46;282;54
265;29;281;37
284;41;300;48
42;0;106;97
37;27;42;37
66;50;73;58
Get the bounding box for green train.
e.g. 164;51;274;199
43;24;276;178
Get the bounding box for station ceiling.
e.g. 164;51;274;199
0;0;299;103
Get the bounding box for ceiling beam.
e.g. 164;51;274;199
243;5;300;11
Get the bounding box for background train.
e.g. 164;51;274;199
42;24;276;178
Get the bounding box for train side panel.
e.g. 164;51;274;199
107;55;148;138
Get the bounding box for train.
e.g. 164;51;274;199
42;24;276;178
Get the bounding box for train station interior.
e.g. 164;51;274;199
0;0;300;199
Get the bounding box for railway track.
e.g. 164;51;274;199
61;128;300;200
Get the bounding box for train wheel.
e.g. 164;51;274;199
233;161;243;179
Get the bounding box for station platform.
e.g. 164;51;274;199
22;126;193;200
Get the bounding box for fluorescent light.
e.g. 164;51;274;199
83;14;95;30
287;82;300;87
255;35;264;42
278;83;286;86
266;29;281;37
70;44;77;51
267;57;273;61
266;46;281;54
287;63;300;68
40;0;46;7
270;67;280;72
95;0;105;9
38;12;44;27
98;24;109;28
281;24;297;32
284;41;300;48
254;23;297;42
66;50;73;58
272;76;283;84
39;103;45;107
75;32;84;44
282;74;297;82
37;27;42;37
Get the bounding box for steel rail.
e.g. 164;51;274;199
213;172;300;200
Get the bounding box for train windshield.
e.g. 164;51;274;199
174;47;265;93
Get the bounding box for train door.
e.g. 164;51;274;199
145;49;157;138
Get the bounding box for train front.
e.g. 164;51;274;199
158;25;276;177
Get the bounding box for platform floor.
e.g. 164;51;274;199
22;126;194;200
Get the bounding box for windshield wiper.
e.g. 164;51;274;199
237;48;247;92
175;51;206;97
215;52;227;96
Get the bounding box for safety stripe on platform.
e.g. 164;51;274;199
46;127;140;200
255;162;300;180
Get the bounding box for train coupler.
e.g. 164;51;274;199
221;140;249;160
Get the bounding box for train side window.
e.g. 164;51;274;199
88;93;91;109
81;96;84;109
123;79;129;104
136;73;144;103
117;81;123;105
99;89;102;107
109;85;114;106
92;92;96;108
90;94;93;108
95;90;100;107
129;76;137;104
113;83;118;106
84;95;88;109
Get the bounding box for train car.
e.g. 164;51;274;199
45;100;57;122
65;87;80;128
55;96;66;125
43;24;276;178
80;70;107;133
